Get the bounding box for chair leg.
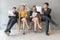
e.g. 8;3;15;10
29;22;32;30
39;22;43;32
16;23;20;34
49;23;51;33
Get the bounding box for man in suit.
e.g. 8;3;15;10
4;7;19;36
41;2;57;36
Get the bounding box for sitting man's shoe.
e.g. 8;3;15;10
53;23;58;27
4;31;10;36
55;24;58;27
23;32;25;35
46;33;50;36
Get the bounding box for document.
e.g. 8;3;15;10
36;6;42;12
8;10;14;15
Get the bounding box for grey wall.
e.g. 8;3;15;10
0;0;60;29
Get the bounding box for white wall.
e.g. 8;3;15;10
0;0;60;29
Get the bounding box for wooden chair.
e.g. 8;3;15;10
38;14;51;33
15;20;20;34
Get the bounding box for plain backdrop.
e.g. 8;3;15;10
0;0;60;29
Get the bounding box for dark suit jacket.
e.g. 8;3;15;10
42;8;51;19
27;11;41;22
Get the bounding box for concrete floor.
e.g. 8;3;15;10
0;30;60;40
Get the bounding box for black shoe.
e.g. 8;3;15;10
34;31;37;33
4;30;10;36
4;30;11;33
55;24;58;27
46;33;50;36
23;32;25;35
9;31;11;33
4;30;7;33
39;28;42;32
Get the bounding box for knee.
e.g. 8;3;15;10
22;18;26;21
35;17;38;20
33;20;36;23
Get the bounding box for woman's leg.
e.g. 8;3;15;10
21;18;25;34
36;17;42;29
24;18;29;29
36;18;42;29
32;18;37;32
21;18;29;34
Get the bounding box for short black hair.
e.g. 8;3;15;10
13;7;16;9
33;5;36;7
44;2;49;6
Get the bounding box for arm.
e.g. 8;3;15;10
29;11;33;18
45;8;52;15
48;9;51;14
26;6;30;11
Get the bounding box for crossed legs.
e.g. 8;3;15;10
21;18;29;34
32;17;42;32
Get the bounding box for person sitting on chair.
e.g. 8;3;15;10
4;7;19;36
19;5;29;35
40;2;58;36
29;5;42;32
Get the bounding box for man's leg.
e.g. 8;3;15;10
5;18;12;33
44;16;57;27
43;17;49;36
5;18;17;35
45;20;49;36
8;19;17;32
8;18;12;25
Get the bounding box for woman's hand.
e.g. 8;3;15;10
30;16;33;18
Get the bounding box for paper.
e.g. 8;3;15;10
8;10;14;15
36;6;42;12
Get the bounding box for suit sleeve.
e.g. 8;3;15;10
49;9;51;14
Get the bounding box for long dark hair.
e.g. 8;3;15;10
31;5;37;12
